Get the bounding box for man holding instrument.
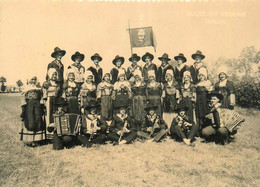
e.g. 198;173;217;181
108;102;137;145
137;104;168;142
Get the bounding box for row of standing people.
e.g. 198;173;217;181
20;47;236;147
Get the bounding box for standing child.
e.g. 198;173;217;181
88;53;103;86
79;70;97;110
179;71;196;122
110;55;126;85
137;104;168;142
170;104;199;146
20;76;45;146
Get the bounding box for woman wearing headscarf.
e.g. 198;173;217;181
20;76;45;146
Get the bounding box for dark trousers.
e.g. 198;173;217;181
137;129;168;142
107;131;137;143
201;126;228;143
170;124;199;140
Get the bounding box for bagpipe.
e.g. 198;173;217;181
118;120;130;142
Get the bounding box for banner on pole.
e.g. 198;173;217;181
129;27;156;50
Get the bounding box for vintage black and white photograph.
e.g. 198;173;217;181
0;0;259;186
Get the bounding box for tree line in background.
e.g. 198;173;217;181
1;46;259;109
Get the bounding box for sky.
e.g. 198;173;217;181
0;0;259;85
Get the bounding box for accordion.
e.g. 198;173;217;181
205;109;245;132
54;113;80;136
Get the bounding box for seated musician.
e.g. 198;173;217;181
107;102;137;145
170;104;199;146
80;100;106;146
137;104;168;142
201;91;228;145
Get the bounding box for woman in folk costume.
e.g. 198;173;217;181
174;53;189;84
126;53;142;83
62;69;81;115
68;51;85;86
88;53;103;86
179;71;196;122
196;68;214;127
96;71;114;122
130;69;147;126
162;69;180;113
79;70;97;110
146;70;163;117
142;52;157;83
157;53;174;84
110;55;126;85
112;69;132;112
20;76;45;146
215;68;236;110
190;50;208;84
43;68;61;139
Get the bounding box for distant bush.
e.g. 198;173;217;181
233;76;260;109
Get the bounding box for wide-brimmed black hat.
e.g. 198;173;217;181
85;100;100;110
144;104;158;111
112;55;125;65
91;53;102;62
207;91;223;101
51;47;66;58
142;52;154;62
71;51;85;62
129;53;140;62
175;104;189;112
158;53;171;61
174;53;187;62
191;50;205;60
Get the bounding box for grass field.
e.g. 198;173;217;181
0;94;259;187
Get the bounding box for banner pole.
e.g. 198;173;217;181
128;20;133;58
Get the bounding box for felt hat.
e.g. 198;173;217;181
158;53;171;61
191;50;205;60
174;53;187;62
51;47;66;58
112;55;125;65
91;53;102;62
175;103;189;112
129;53;140;62
207;91;223;101
142;52;154;62
85;100;100;110
113;101;129;109
71;51;85;62
54;98;67;106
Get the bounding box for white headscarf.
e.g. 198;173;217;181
47;68;59;80
182;71;193;83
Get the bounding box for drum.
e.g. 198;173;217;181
54;113;80;136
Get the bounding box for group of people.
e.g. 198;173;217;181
20;47;238;149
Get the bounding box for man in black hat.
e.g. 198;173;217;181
110;55;126;85
170;104;199;146
174;53;189;84
126;53;142;81
142;52;157;83
137;104;168;142
157;53;174;84
88;53;103;86
190;50;208;84
201;92;229;145
68;51;85;86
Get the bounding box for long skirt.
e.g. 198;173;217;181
163;94;178;113
196;94;209;127
148;95;162;117
101;96;113;120
45;96;58;139
131;95;146;125
20;122;45;143
181;97;195;122
24;100;45;132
